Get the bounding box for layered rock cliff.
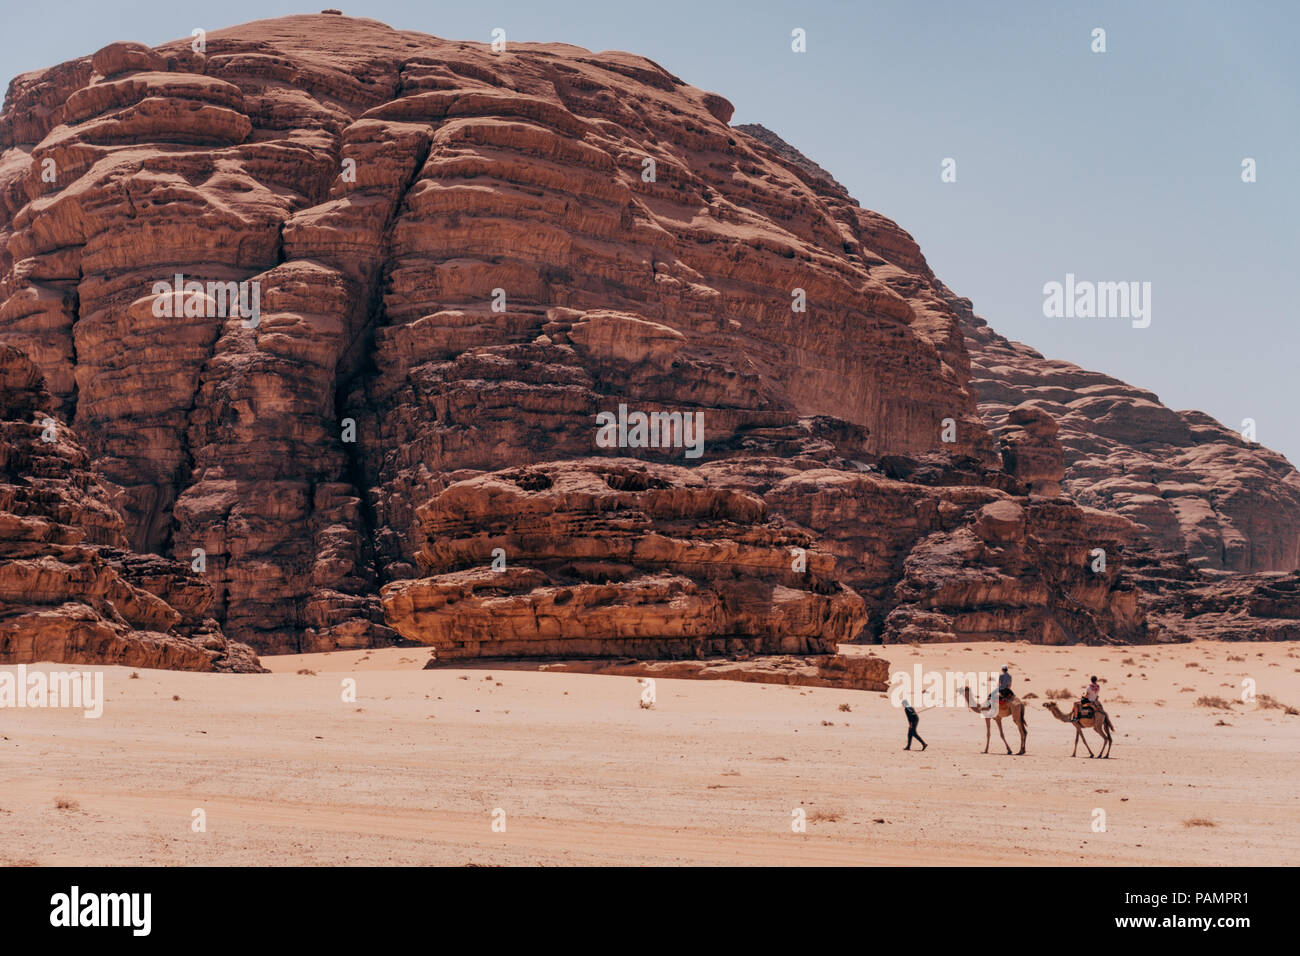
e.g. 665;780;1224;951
0;345;262;670
1;13;1295;660
382;458;866;658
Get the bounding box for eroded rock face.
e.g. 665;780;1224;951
382;458;866;658
1124;549;1300;642
382;450;1158;652
743;464;1149;645
995;403;1064;498
1162;572;1300;641
0;345;262;671
957;303;1300;573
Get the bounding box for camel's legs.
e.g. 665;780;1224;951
984;719;991;753
1078;725;1095;757
995;717;1012;755
1097;727;1112;758
1015;714;1027;755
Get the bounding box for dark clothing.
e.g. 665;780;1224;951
904;705;926;749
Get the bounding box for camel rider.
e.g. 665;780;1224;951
998;666;1013;701
1076;676;1102;719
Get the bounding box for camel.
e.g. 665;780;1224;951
1043;700;1114;758
961;685;1027;755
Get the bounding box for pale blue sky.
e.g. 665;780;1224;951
3;0;1296;462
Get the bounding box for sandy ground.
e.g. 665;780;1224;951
3;640;1298;866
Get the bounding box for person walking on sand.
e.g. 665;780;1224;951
903;699;927;751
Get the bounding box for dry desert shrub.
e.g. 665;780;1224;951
1046;688;1074;700
1183;818;1216;828
1196;696;1235;709
54;798;78;811
807;808;843;823
838;703;851;712
297;668;316;675
1257;694;1299;715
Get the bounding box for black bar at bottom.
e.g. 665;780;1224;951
0;865;1275;942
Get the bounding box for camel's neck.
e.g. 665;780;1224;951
1046;703;1072;722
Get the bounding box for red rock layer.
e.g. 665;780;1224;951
533;653;892;692
381;458;866;658
1124;549;1300;642
713;457;1150;646
0;345;262;670
382;438;1156;655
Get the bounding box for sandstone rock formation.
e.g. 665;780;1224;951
0;14;992;654
382;458;865;658
959;305;1300;573
1;13;1295;661
1125;548;1300;642
381;450;1152;651
0;345;262;670
720;458;1148;646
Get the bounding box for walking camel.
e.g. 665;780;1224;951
1043;701;1114;758
961;685;1028;755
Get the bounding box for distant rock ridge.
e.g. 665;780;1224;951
955;299;1300;573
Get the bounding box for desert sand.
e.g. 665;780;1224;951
3;640;1298;866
